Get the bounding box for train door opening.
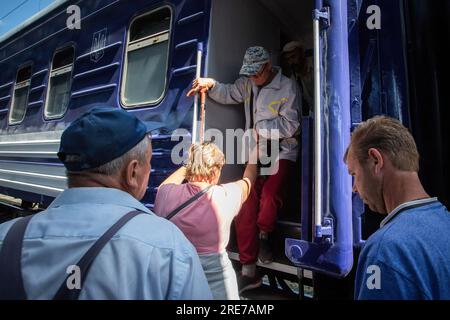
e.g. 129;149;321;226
205;0;315;297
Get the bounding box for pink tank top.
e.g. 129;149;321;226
153;182;243;254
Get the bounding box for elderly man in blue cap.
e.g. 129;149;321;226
188;46;301;293
0;107;212;300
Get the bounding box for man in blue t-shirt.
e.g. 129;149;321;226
345;116;450;300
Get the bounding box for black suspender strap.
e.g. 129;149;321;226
166;185;212;220
0;215;34;300
0;210;144;300
53;210;144;300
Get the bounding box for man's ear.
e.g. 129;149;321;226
368;148;384;174
125;159;139;189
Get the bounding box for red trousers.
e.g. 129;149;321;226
234;159;296;264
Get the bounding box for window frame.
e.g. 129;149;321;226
8;63;33;125
120;5;173;109
44;44;75;120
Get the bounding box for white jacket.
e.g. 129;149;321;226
209;67;301;162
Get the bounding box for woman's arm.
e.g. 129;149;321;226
237;163;258;203
159;166;187;187
236;140;259;203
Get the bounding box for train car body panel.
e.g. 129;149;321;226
0;0;212;208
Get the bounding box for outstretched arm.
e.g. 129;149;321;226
159;166;187;187
236;142;258;203
187;77;250;105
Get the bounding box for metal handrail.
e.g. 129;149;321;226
191;42;203;143
313;13;323;238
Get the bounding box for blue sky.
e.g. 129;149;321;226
0;0;56;37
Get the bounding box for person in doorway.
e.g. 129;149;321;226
187;46;301;293
280;40;313;116
345;116;450;300
0;107;212;300
154;142;258;299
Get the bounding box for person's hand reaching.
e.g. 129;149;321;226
187;78;215;97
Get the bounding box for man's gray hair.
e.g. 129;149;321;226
67;135;151;184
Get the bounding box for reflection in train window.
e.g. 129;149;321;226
45;46;75;119
9;64;32;125
121;7;171;107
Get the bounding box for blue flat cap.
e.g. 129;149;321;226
58;107;150;171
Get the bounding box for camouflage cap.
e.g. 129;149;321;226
239;46;270;76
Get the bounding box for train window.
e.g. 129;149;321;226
121;7;171;107
45;46;75;119
9;64;32;125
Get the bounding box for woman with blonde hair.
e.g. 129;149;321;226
154;142;257;299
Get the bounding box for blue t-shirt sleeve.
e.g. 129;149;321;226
355;256;427;300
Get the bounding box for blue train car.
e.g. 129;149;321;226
0;0;448;299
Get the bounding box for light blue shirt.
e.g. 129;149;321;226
0;188;212;300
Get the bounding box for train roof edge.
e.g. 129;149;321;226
0;0;70;45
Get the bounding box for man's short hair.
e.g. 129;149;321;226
345;116;419;172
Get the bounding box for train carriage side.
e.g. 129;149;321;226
0;0;212;209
